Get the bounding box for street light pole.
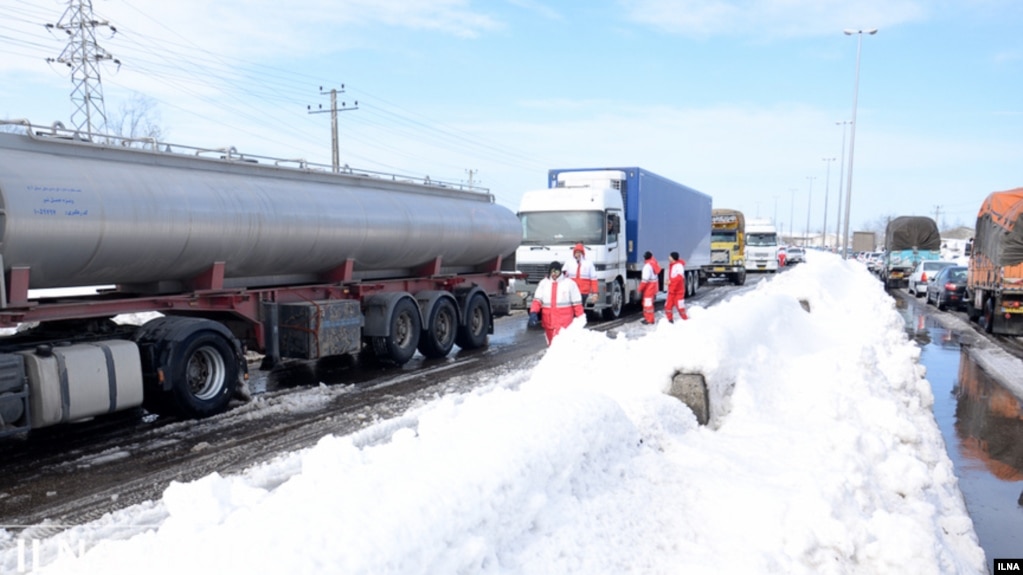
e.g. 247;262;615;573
840;28;877;258
805;176;816;247
789;188;797;241
821;158;835;248
834;121;851;252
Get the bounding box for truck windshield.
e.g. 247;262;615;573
747;233;777;247
711;230;737;243
519;211;605;245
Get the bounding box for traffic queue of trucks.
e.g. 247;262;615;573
0;119;774;438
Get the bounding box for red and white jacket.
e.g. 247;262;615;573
563;257;598;296
667;260;685;298
530;275;584;329
640;258;661;295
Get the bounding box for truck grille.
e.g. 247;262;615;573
519;263;549;283
711;249;730;264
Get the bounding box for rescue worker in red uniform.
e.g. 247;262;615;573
563;243;598;305
639;251;661;325
665;251;688;322
528;260;584;345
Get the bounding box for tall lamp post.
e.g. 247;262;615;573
840;28;877;259
789;188;797;241
834;120;851;252
821;158;835;249
804;176;816;247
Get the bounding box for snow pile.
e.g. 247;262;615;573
9;253;986;574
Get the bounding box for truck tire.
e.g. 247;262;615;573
966;296;981;322
372;297;422;365
983;297;995;334
166;331;239;418
134;317;242;419
601;280;624;320
455;294;490;350
418;298;457;359
733;270;746;286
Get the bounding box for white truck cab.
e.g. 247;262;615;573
745;219;780;273
516;171;626;319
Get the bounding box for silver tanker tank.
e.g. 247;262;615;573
0;127;522;291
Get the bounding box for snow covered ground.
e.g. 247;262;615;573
1;252;994;574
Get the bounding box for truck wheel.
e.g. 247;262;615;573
418;298;457;359
966;298;981;322
455;294;490;350
733;270;746;286
372;297;421;365
135;317;242;419
601;280;624;320
983;297;995;334
160;331;239;418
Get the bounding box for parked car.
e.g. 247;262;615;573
787;247;805;265
925;265;968;311
907;260;957;297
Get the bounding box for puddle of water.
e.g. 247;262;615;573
909;310;1023;565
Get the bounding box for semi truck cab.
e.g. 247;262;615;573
745;219;780;273
516;171;628;319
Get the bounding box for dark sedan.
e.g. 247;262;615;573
925;265;968;311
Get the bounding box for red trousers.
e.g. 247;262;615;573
641;282;658;323
666;291;688;321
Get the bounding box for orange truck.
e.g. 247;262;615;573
967;187;1023;335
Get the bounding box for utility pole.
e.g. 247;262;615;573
46;0;120;139
308;85;358;172
934;205;942;229
805;176;816;247
465;169;479;190
789;188;797;241
822;158;836;248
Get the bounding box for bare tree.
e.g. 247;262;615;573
108;93;165;144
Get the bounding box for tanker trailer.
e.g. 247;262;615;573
0;121;521;437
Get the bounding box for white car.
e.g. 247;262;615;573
907;260;957;297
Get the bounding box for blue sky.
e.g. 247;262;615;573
1;0;1021;239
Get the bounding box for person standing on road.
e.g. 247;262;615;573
665;251;688;322
639;251;661;325
564;243;598;306
528;260;585;345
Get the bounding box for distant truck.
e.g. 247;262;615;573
882;216;942;289
852;231;876;253
966;188;1023;335
514;167;711;319
745;219;780;273
702;209;746;285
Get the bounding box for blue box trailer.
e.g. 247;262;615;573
547;167;712;271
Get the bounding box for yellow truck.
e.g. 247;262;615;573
702;209;746;285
